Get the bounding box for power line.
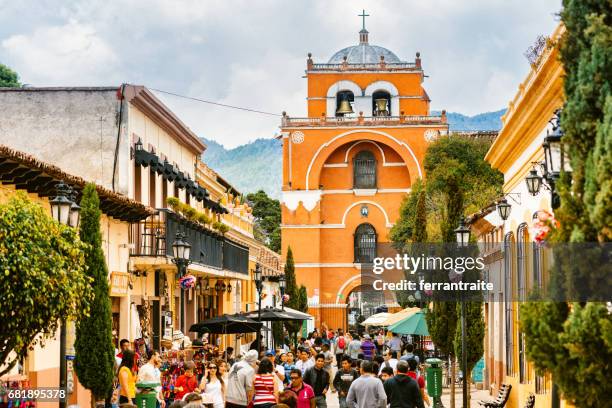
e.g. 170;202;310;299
149;88;282;117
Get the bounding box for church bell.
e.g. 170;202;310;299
375;98;389;116
336;99;354;116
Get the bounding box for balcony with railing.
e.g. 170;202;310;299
281;112;447;128
309;62;418;71
129;209;249;275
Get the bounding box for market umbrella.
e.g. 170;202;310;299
189;314;263;334
388;310;429;336
240;306;311;322
380;307;421;327
360;312;392;326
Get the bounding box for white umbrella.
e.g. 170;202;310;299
360;312;392;326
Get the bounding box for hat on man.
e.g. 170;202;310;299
244;350;258;364
363;334;371;340
265;350;275;357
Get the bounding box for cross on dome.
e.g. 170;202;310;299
359;9;370;31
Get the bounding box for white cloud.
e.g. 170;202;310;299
2;19;119;85
0;0;562;146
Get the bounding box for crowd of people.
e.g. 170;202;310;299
111;328;430;408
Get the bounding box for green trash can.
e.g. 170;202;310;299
135;382;160;408
426;358;444;408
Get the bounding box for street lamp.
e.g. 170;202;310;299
254;264;263;350
455;219;470;408
454;218;470;247
172;232;192;335
525;168;542;196
279;275;286;311
496;198;512;221
49;182;80;408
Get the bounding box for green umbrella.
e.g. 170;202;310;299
388;310;429;336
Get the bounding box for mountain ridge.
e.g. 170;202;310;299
201;109;506;198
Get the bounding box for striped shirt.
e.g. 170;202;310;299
253;374;276;405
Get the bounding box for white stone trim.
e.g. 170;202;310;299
364;81;399;97
341;200;391;226
344;140;385;163
383;162;405;167
305;129;423;190
320;189;411;195
335;274;362;303
323;163;348;168
283;125;447;130
353;189;377;196
281;190;322;211
326;80;363;97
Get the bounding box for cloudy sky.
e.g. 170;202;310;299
0;0;561;148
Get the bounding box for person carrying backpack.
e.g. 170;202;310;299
334;330;346;367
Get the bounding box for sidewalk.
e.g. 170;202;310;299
324;383;490;407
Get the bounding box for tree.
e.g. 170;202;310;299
74;184;116;404
0;64;20;87
0;192;90;376
520;2;612;406
423;135;502;408
283;247;308;345
247;190;281;252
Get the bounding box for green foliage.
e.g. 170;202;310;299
389;179;427;247
166;196;180;209
0;64;20;87
283;247;307;345
246;190;281;252
520;3;612;405
418;136;500;367
0;192;90;376
453;300;485;375
74;184;115;399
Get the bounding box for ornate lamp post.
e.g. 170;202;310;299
454;218;470;408
496;198;512;221
254;264;263;350
523;110;571;209
172;232;191;335
279;275;286;311
49;182;80;408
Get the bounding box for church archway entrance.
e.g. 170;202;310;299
346;284;388;334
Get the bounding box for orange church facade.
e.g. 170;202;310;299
280;25;448;330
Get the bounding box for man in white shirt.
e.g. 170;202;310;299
295;347;315;375
378;350;399;375
387;332;402;354
137;350;165;408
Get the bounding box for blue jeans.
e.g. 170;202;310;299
339;396;349;408
314;395;327;408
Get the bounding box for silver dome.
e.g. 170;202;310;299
328;44;402;64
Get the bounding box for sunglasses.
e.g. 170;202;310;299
290;377;299;380
208;366;217;369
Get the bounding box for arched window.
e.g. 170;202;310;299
372;90;391;116
517;223;529;383
336;90;355;117
504;232;515;376
354;223;377;263
353;150;377;189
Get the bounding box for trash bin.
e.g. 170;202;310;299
135;382;160;408
426;358;443;397
426;358;445;408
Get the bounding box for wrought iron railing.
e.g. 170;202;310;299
282;115;445;127
310;62;418;71
129;209;249;274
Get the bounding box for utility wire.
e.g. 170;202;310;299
149;88;282;117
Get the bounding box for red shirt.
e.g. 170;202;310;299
287;383;315;408
408;371;425;389
174;374;199;400
116;351;140;373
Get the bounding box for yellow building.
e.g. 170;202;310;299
468;24;569;408
0;144;153;408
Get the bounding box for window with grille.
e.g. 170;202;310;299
354;223;377;263
353;150;377;189
535;371;550;394
504;232;515;376
517;224;529;383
